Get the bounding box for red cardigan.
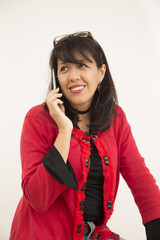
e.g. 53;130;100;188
10;103;160;240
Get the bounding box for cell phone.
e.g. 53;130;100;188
52;69;57;89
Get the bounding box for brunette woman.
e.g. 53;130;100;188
10;31;160;240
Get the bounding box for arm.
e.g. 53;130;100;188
42;144;78;189
46;88;73;163
43;88;78;187
21;116;74;212
21;89;77;212
145;218;160;240
118;107;160;224
54;128;72;163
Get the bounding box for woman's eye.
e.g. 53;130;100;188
60;66;68;72
79;64;88;68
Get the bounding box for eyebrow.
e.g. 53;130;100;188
58;61;67;65
58;58;93;65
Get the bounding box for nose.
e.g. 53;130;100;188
68;67;81;81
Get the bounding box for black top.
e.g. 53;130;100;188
42;140;160;239
83;139;104;222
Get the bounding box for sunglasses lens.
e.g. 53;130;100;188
54;35;67;44
54;31;93;46
75;31;89;37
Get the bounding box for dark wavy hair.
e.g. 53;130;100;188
47;33;118;134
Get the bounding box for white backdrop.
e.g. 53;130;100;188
0;0;160;239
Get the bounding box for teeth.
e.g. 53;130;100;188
71;86;84;91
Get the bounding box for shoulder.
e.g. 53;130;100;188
21;103;58;149
24;102;57;128
110;105;131;134
26;102;48;118
114;105;127;122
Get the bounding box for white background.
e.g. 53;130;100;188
0;0;160;239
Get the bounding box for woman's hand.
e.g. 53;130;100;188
46;88;73;132
46;88;73;163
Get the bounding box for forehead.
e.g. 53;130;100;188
57;51;94;65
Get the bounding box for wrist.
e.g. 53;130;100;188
58;127;73;134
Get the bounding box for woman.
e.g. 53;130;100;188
10;31;160;240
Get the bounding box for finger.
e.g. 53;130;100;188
47;98;64;108
46;93;62;102
48;99;64;115
56;99;64;105
46;88;60;99
59;104;65;113
46;91;62;101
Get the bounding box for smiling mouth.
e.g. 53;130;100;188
70;86;85;91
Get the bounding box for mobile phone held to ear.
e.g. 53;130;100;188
52;69;63;107
52;69;57;89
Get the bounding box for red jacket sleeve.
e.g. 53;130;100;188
118;107;160;224
20;115;68;212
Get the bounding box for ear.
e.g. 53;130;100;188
98;64;106;83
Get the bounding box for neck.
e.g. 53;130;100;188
76;106;91;115
77;110;91;133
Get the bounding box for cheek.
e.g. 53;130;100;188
89;74;100;88
58;77;66;89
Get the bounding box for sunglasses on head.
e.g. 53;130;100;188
53;31;94;46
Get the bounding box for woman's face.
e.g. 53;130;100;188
57;52;106;111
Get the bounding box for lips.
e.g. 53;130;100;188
69;85;85;93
